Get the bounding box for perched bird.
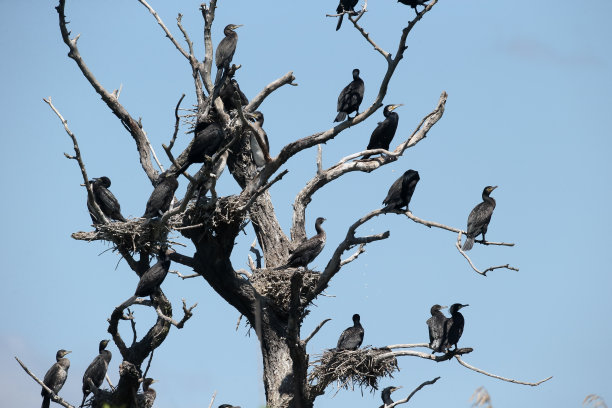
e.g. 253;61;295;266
335;0;358;31
134;249;174;297
379;386;402;408
337;313;364;350
334;68;364;122
87;176;126;223
445;303;468;351
215;24;243;86
218;405;241;408
248;111;270;168
177;122;226;174
462;186;498;251
219;77;249;111
285;217;326;268
81;340;112;407
41;349;71;408
143;171;179;219
363;104;403;159
397;0;429;14
426;304;447;353
382;169;420;212
141;378;157;408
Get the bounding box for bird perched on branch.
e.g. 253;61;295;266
219;76;249;111
462;185;498;251
382;169;420;212
87;176;126;223
177;122;226;175
445;303;468;351
285;217;326;268
134;248;174;297
143;171;179;219
397;0;429;14
41;349;71;408
215;24;242;87
335;0;358;31
81;339;112;407
247;111;270;168
337;313;364;350
363;104;403;159
334;68;364;122
426;304;447;353
141;378;158;408
379;386;402;408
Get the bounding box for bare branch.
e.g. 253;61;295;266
137;0;189;59
238;169;289;213
170;270;200;280
455;233;519;276
207;391;217;408
245;71;297;112
249;239;262;269
316;144;323;175
168;94;186;151
386;377;440;408
15;356;75;408
155;298;197;329
200;1;218;95
176;14;206;105
348;14;390;60
375;347;473;363
340;244;365;266
43;97;107;225
386;343;430;349
142;349;154;380
455;355;553;386
303;318;332;346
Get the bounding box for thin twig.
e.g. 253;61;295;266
303;318;332;345
455;232;519;276
137;0;189;59
142;349;154;379
168;94;186;151
386;377;440;408
455;355;553;386
15;357;75;408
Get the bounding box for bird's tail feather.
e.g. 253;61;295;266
42;396;50;408
336;14;344;31
334;111;347;122
214;67;224;88
462;236;474;251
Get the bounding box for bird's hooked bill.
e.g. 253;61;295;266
390;104;404;111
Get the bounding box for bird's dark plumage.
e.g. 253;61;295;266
286;217;326;268
41;349;71;408
382;169;420;211
135;249;174;297
219;77;249;111
336;0;358;30
143;171;179;219
462;186;497;251
334;69;364;122
337;313;364;350
248;111;270;168
445;303;468;350
379;386;402;408
87;177;126;223
178;122;226;174
141;378;157;408
426;304;447;353
215;24;242;86
218;405;242;408
81;340;112;407
397;0;429;14
363;104;403;159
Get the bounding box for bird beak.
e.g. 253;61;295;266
65;350;72;355
461;304;469;308
232;24;244;29
441;305;448;309
392;386;403;393
491;186;498;190
389;104;404;111
151;380;159;384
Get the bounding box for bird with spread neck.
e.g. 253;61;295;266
87;176;126;223
382;170;420;212
426;304;447;353
143;171;179;219
379;386;402;408
462;186;498;251
285;217;326;268
135;249;174;297
215;24;243;86
81;339;112;407
247;111;270;168
334;68;364;122
335;0;358;31
397;0;429;14
41;349;71;408
141;378;157;408
363;104;403;159
337;313;364;350
445;303;468;351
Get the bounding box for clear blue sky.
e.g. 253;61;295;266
1;0;611;407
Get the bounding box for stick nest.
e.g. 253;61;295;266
309;347;398;393
250;268;320;315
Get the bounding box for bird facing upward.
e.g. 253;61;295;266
41;349;71;408
462;186;498;251
336;313;364;350
285;217;326;268
215;24;243;86
81;339;112;407
363;104;403;159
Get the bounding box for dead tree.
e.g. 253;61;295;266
19;1;551;407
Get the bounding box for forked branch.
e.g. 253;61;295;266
386;377;440;408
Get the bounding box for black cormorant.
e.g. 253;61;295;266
426;304;447;353
41;349;71;408
336;313;364;350
218;405;241;408
397;0;429;14
363;104;403;159
334;69;364;122
134;249;174;297
462;186;498;251
248;111;270;168
382;169;420;212
81;339;112;407
87;177;126;223
285;217;326;268
142;378;157;408
177;123;226;174
335;0;358;31
143;171;179;219
215;24;243;86
379;386;402;408
219;77;249;111
445;303;468;351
